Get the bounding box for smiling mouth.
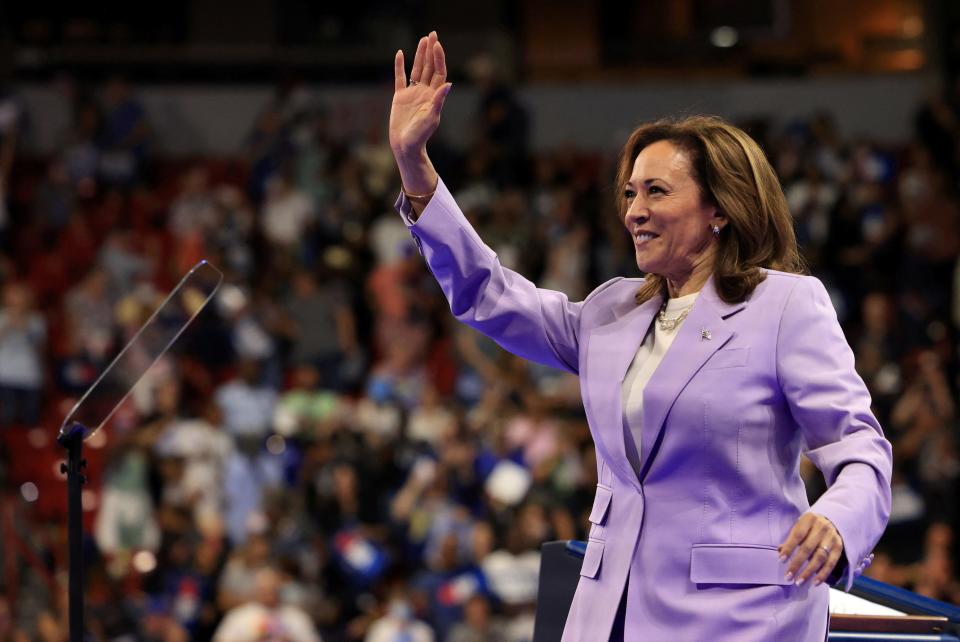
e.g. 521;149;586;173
635;232;658;244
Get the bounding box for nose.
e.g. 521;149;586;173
625;199;649;227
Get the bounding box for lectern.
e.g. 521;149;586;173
533;540;960;642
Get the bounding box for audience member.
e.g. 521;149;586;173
0;283;46;426
213;566;322;642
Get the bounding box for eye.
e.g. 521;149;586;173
623;189;636;200
648;185;665;195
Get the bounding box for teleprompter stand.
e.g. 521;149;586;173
55;260;223;642
57;423;89;642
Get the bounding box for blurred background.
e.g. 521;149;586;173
0;0;959;640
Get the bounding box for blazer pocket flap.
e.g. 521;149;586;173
690;544;791;585
588;485;612;525
580;539;604;578
703;347;749;370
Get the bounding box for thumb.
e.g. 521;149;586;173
431;83;453;115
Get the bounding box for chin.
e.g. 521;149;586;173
634;254;660;275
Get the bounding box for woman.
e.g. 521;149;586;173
389;32;892;641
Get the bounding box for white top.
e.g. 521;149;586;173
0;311;46;387
621;291;699;475
213;603;322;642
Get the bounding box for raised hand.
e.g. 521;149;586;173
390;31;451;158
388;31;451;207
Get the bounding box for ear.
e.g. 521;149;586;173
710;208;727;230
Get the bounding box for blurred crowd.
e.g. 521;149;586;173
0;70;959;641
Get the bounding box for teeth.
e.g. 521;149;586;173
636;233;655;241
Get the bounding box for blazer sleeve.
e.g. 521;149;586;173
396;177;615;374
776;275;893;591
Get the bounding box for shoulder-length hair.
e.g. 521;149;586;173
616;115;805;304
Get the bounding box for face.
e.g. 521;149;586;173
623;140;722;284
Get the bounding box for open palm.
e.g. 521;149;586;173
390;31;451;156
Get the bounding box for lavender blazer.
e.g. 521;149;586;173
397;178;893;641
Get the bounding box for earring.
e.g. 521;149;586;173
711;224;721;237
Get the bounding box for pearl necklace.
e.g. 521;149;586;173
657;303;693;332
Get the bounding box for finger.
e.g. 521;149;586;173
421;31;438;86
430;41;447;88
394;50;407;92
431;83;452;116
801;517;844;585
794;533;832;585
813;538;844;586
410;36;428;83
778;513;814;562
788;521;831;583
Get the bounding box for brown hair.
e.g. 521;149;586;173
616;115;805;304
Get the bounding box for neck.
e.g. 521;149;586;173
665;266;713;298
664;245;716;298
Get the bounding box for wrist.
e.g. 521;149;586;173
395;149;438;199
392;144;429;167
403;186;436;200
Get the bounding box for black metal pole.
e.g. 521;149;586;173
58;423;88;642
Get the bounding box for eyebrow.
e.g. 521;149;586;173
626;177;673;189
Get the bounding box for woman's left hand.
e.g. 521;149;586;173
779;512;844;586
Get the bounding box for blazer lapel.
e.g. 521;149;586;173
583;293;662;491
638;278;745;471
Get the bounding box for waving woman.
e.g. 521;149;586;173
388;32;892;642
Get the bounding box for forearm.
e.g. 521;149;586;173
389;482;423;521
397;176;587;374
810;460;891;589
394;146;438;218
455;329;502;382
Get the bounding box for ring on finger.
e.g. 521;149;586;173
819;545;831;556
408;79;420;86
